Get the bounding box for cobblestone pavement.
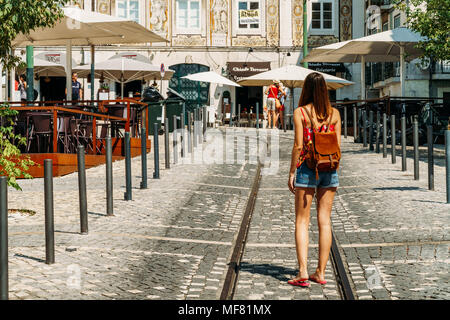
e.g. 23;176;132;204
234;133;449;300
5;127;450;300
7;128;259;300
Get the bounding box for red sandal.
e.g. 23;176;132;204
309;274;327;285
288;278;310;287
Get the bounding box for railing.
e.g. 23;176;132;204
1;98;150;155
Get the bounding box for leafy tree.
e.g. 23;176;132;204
395;0;450;61
0;103;37;190
0;0;69;70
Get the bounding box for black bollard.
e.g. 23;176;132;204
363;110;368;148
383;113;387;158
140;126;148;189
0;176;8;300
256;102;260;129
369;110;374;151
193;110;198;149
230;102;233;127
376;111;380;153
238;104;241;127
180;112;185;158
391;115;396;164
153;123;160;179
187;111;192;154
124;132;132;200
77;145;88;234
106;136;114;216
344;106;348;138
427;125;434;190
44;159;55;264
446;128;450;203
164;117;170;169
413;117;419;180
353;106;357;143
401;116;407;171
203;106;207;142
357;108;362;143
173;115;178;164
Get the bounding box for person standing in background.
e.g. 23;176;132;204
18;74;27;104
66;72;83;101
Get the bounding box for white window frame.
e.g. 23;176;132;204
308;0;337;36
116;0;144;25
173;0;203;34
393;14;401;29
232;0;266;36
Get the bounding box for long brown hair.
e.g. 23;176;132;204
298;72;332;121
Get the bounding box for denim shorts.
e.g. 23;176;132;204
294;162;339;188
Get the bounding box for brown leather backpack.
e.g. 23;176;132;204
302;106;341;179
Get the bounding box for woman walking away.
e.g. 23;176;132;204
287;72;341;287
264;80;280;129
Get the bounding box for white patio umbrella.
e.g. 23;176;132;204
302;27;426;99
238;64;353;128
238;64;353;89
181;71;241;87
12;6;167;101
75;57;174;98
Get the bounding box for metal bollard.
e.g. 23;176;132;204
173;115;178;164
153;123;160;179
140;126;147;189
401;116;407;171
369;110;374;151
446;129;450;203
106;136;114;216
124;132;132;201
203;106;207;142
363;110;367;148
193;110;198;149
376;111;380;153
187;111;192;154
181;112;185;158
44;160;55;264
77;145;88;234
230;102;234;127
413;117;419;180
391;115;396;164
427;125;434;190
164;117;170;169
238;104;241;127
383;113;387;158
344;106;347;138
256;102;260;129
0;176;8;300
357;108;362;143
353;106;357;143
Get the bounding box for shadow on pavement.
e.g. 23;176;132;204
372;186;422;191
239;262;296;282
14;253;45;263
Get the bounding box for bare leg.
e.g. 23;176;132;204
280;109;284;128
267;110;272;129
293;187;315;279
274;110;279;128
310;187;336;282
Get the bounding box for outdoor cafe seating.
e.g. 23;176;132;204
6;98;149;155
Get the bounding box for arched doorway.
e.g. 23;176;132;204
168;63;210;114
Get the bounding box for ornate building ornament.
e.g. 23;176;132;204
172;35;207;46
149;0;169;36
292;0;303;46
232;35;266;47
266;0;279;47
340;0;352;41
